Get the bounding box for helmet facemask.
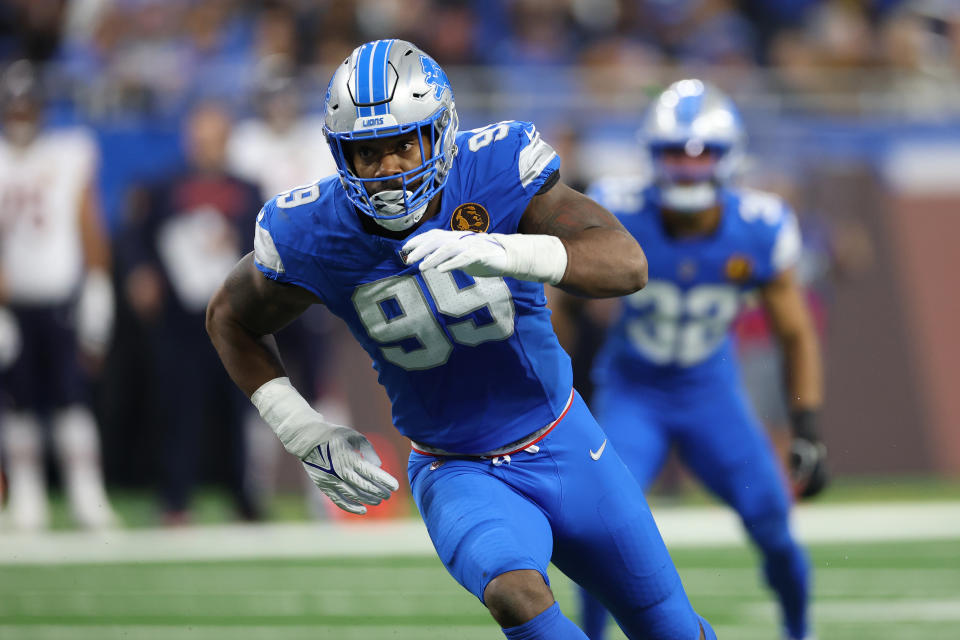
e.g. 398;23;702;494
327;105;458;232
651;141;734;213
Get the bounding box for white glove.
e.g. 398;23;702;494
76;269;114;357
252;377;399;515
401;228;568;285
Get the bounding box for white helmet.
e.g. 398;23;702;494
324;39;459;231
640;79;745;212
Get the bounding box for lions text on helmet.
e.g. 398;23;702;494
641;79;745;213
323;40;459;232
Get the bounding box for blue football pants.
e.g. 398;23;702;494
408;392;713;639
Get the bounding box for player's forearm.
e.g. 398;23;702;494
781;329;823;410
557;227;648;298
206;291;287;398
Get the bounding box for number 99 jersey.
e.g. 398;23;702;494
589;177;801;387
253;121;568;454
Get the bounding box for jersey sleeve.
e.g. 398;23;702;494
770;208;802;275
514;121;561;196
737;189;802;283
252;193;328;302
463;121;561;232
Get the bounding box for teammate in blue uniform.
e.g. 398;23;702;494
206;41;715;639
574;80;828;640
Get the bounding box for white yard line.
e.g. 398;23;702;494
742;598;960;622
656;501;960;546
1;501;958;565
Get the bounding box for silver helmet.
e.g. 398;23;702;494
640;79;745;212
324;39;459;231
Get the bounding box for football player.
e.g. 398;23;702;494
574;79;826;640
0;60;117;530
207;40;715;639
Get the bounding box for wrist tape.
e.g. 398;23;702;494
490;233;568;285
251;377;323;459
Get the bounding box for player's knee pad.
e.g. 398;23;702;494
465;526;548;603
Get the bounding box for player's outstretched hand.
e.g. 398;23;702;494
301;424;400;515
402;229;510;277
252;378;400;515
789;419;829;499
789;410;829;499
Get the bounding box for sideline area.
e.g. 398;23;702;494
1;500;958;565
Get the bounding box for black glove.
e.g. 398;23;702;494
789;409;829;499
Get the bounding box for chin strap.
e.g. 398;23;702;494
369;190;428;232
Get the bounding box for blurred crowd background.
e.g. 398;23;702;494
0;0;958;528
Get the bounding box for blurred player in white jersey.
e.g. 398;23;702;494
0;60;117;530
227;59;337;200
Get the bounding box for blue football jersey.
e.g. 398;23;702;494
589;178;801;385
253;121;569;453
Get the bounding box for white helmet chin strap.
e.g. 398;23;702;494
660;182;717;213
369;189;429;232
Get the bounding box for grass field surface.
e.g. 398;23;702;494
1;498;958;639
1;540;958;639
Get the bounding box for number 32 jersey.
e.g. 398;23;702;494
253;121;568;454
589;178;801;387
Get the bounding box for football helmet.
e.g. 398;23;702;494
324;39;459;231
640;79;744;212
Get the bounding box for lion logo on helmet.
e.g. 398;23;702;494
420;55;449;101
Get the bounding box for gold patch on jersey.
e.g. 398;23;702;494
451;202;490;233
725;255;753;282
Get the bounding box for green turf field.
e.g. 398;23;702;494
1;538;958;639
23;476;960;530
